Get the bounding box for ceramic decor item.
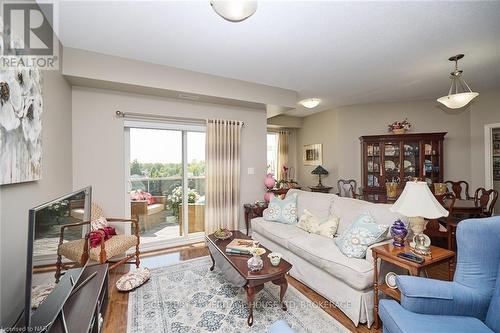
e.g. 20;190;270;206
265;173;276;189
390;219;408;247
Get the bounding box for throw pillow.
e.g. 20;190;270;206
296;209;320;232
91;216;108;231
335;213;389;258
312;216;340;238
116;268;151;292
263;193;298;224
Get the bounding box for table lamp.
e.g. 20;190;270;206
390;181;449;244
311;165;329;187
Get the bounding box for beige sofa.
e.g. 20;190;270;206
251;189;406;327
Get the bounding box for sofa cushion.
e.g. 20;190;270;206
252;217;305;249
286;189;335;221
287;233;373;290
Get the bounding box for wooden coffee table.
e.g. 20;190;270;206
205;230;292;326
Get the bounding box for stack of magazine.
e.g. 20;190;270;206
225;239;259;255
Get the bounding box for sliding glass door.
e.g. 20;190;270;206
126;122;205;249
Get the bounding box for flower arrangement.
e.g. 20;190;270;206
168;186;200;217
388;119;411;133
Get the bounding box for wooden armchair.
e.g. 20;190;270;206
474;188;499;217
55;203;140;282
444;180;471;199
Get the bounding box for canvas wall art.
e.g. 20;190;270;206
0;68;43;185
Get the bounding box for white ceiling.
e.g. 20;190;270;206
56;1;500;116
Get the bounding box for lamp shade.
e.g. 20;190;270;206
437;92;479;109
390;181;449;218
210;1;257;22
311;165;328;175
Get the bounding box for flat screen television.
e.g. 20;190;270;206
23;186;91;330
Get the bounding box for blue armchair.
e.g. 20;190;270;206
379;217;500;333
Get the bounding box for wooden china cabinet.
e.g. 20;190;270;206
360;132;446;196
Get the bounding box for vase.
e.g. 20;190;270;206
247;253;263;272
264;173;276;189
392;128;406;135
386;182;398;198
390;219;408;247
264;191;273;202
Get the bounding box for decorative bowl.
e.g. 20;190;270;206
214;229;232;240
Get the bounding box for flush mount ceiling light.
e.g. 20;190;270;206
210;1;257;22
299;98;321;109
437;54;479;109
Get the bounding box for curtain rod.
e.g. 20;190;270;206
116;111;244;125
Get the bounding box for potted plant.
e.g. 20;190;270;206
388;119;411;134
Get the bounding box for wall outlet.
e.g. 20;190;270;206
247;167;255;175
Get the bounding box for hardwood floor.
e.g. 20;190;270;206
103;243;449;333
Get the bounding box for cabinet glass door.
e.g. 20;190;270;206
423;140;440;185
402;141;420;183
366;143;381;188
383;142;400;184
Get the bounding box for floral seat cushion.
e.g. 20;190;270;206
58;235;138;262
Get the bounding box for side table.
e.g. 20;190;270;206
371;242;455;329
243;202;268;235
309;186;333;193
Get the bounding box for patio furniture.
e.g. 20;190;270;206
56;203;140;282
131;195;166;231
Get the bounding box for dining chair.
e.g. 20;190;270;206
444;180;471;200
337;179;357;198
474;188;499;217
426;193;457;251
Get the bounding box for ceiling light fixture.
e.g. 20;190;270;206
299;98;321;109
210;1;257;22
437;54;479;109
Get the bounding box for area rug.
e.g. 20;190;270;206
127;256;349;333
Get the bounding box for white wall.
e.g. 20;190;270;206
72;87;267;227
0;70;72;327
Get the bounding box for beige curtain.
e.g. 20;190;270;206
205;119;243;234
277;131;289;180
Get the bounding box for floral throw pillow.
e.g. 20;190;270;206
313;216;340;238
91;216;108;231
263;193;298;224
297;209;340;238
296;209;320;232
335;213;389;258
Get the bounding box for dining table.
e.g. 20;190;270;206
442;198;482;218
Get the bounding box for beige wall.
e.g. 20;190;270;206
72;87;267;227
297;90;500;194
0;70;72;326
297;98;473;191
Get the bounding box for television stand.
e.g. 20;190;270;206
38;264;108;333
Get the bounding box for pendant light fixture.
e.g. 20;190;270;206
210;1;257;22
299;98;321;109
437;54;479;109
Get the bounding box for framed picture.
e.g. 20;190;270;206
303;144;322;166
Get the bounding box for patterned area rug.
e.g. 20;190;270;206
127;256;348;333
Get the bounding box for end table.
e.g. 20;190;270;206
243;202;268;235
371;242;455;329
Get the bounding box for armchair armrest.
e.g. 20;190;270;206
397;275;491;320
105;217;139;238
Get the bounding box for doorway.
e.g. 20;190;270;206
125;122;206;250
484;123;500;215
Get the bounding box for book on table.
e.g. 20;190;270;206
225;239;259;254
